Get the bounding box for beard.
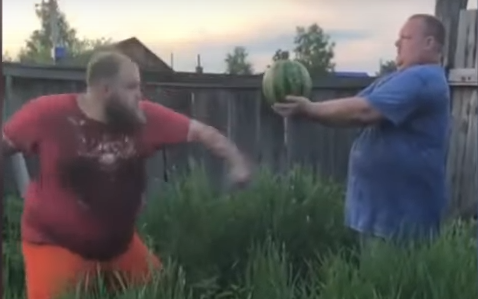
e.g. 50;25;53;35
104;95;146;135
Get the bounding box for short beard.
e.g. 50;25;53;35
104;99;146;135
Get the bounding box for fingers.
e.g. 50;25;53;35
284;95;304;102
272;103;295;117
272;103;296;110
227;170;252;191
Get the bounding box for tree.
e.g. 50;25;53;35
18;0;111;64
272;49;288;62
377;59;398;76
3;51;14;62
270;24;335;75
293;24;335;75
225;46;254;75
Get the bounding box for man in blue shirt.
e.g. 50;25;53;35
272;14;450;246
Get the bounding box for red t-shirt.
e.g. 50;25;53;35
3;94;190;260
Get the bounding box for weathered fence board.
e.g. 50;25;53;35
446;9;478;218
191;89;232;188
228;89;261;162
258;99;287;173
150;86;193;181
448;68;478;86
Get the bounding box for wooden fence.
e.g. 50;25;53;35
2;63;373;198
2;9;477;218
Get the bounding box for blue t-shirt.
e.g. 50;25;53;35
345;64;451;240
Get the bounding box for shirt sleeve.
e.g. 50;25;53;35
141;100;191;152
357;77;383;97
365;67;431;126
3;97;48;155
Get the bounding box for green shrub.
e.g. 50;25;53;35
3;167;477;299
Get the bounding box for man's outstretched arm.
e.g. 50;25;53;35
274;67;428;128
300;96;383;127
142;100;251;184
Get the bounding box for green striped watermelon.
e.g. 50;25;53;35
262;52;312;105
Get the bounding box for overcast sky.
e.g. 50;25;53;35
3;0;477;74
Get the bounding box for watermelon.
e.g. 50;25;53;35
262;51;312;105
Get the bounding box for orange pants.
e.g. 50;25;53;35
23;233;161;299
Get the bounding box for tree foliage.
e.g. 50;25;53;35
225;46;254;75
272;49;289;62
17;0;111;64
377;59;397;76
271;23;335;76
294;24;335;75
3;52;14;62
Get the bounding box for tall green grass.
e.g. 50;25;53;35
3;168;477;298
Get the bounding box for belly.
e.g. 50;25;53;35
22;191;139;261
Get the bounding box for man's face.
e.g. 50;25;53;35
395;18;435;68
103;62;146;133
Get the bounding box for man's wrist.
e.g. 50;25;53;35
301;101;317;118
228;148;245;166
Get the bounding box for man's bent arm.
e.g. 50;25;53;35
187;120;245;165
2;133;31;197
2;133;19;157
2;96;50;157
141;100;247;166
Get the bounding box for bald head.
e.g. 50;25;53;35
409;14;446;51
395;14;445;68
86;51;134;86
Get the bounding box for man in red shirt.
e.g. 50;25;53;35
2;51;251;299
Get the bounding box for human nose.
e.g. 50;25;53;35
135;89;142;101
395;39;400;48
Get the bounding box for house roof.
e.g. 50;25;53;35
60;37;173;72
113;37;173;72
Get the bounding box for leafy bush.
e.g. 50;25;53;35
3;168;477;299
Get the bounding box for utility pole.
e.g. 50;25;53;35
46;0;65;63
49;0;58;61
195;54;203;73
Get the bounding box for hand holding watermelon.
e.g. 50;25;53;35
272;96;312;117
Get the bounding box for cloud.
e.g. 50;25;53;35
141;0;439;73
148;28;373;73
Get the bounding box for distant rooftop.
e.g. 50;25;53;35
333;71;370;77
